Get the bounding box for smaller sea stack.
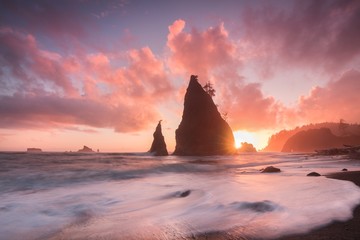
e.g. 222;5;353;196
149;121;168;156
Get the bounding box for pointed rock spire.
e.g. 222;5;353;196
173;75;235;155
149;120;168;156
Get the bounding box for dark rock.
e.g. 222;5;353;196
179;190;191;198
149;121;168;156
261;166;281;173
234;200;277;212
78;146;94;153
173;75;235;156
237;142;257;152
307;172;321;177
27;148;42;152
342;168;348;171
281;128;360;153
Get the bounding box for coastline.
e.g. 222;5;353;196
276;171;360;240
193;171;360;240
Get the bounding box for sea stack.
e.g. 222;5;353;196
173;75;235;156
149;121;168;156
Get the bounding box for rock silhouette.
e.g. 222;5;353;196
173;75;235;156
261;166;281;173
78;146;94;152
149;121;168;156
282;128;360;153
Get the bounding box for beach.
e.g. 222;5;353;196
277;171;360;240
1;152;360;240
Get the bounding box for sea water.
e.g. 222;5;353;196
1;152;360;239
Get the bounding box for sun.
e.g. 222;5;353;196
233;130;256;149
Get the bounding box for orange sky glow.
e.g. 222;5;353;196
1;1;360;152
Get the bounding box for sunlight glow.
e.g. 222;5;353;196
233;130;256;149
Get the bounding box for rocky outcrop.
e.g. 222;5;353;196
261;166;281;173
149;121;168;156
237;142;257;153
173;75;235;156
27;148;42;152
78;146;94;153
307;172;321;177
282;128;360;153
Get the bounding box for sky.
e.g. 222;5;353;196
1;0;360;152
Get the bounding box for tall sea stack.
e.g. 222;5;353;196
173;75;235;155
149;121;169;156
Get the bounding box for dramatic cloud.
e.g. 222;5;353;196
242;0;360;75
167;19;279;130
0;94;158;132
297;69;360;124
0;27;172;132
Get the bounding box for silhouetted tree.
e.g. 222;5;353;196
203;81;215;97
339;119;349;136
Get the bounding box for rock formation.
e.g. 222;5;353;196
282;128;360;153
78;146;95;153
27;148;42;152
149;121;168;156
261;166;281;173
173;75;235;156
237;142;257;153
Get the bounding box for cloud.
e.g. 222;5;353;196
0;27;77;95
167;19;280;130
241;0;360;74
297;69;360;124
0;28;173;133
0;94;158;132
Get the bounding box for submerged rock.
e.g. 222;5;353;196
342;168;348;171
261;166;281;173
307;172;321;177
173;75;235;156
149;121;168;156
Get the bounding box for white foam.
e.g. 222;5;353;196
1;172;359;239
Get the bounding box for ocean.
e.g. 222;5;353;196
1;152;360;240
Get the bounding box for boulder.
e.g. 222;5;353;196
149;121;168;156
307;172;321;177
173;75;235;156
261;166;281;173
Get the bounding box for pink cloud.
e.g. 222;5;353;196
0;28;173;133
241;0;360;74
0;94;158;133
297;69;360;124
167;20;280;130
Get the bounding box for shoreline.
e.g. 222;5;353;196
276;171;360;240
193;171;360;240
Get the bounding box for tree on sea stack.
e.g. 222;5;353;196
173;75;235;156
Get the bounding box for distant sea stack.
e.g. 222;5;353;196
281;128;360;152
173;75;235;156
78;146;95;153
149;121;168;156
27;148;42;153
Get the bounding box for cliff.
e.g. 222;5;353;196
173;75;235;156
281;128;360;152
264;122;360;152
149;121;168;156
